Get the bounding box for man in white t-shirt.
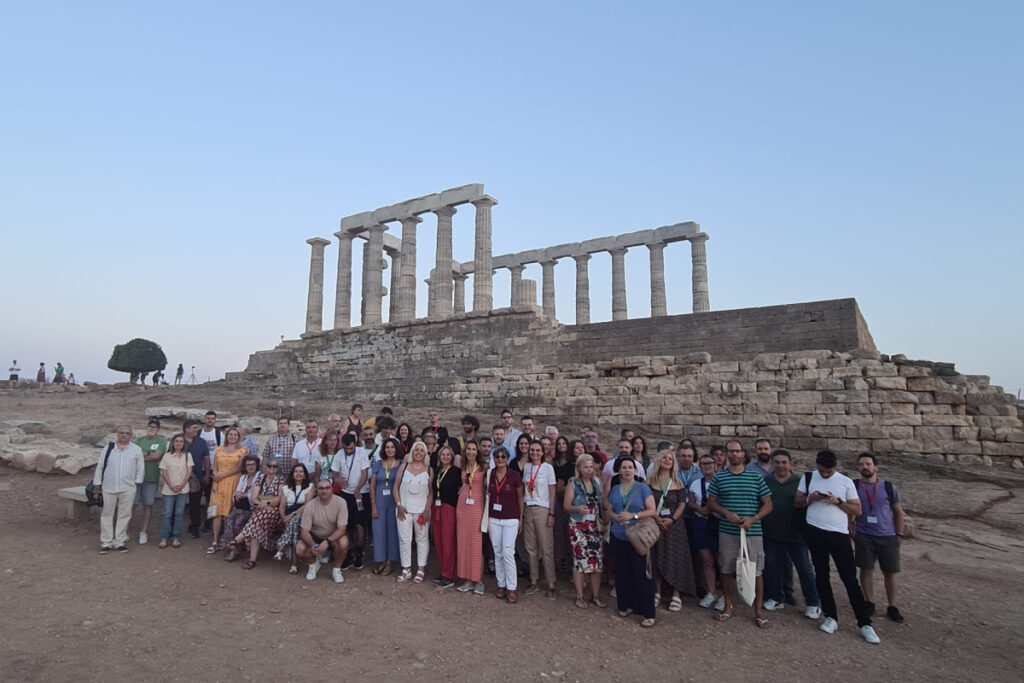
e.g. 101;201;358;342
292;420;322;473
603;438;645;489
521;441;558;598
198;411;222;532
333;433;370;570
500;410;522;449
796;450;879;644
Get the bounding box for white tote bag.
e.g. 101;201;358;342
735;528;757;607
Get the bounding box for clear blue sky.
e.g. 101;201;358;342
2;1;1021;396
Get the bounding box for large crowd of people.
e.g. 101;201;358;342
90;405;906;643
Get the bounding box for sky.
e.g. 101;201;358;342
1;1;1021;396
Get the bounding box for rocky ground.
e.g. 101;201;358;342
1;383;1023;682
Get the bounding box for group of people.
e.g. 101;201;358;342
7;360;75;386
90;406;906;642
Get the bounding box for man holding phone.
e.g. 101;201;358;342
796;450;879;644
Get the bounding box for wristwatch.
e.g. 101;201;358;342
633;513;638;520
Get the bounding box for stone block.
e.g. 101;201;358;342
822;390;869;404
826;438;872;452
982;442;1024;457
880;402;915;415
35;451;58;474
920;414;972;427
906;376;955;392
844;377;869;391
12;451;38;471
916;404;952;415
957;454;985;466
812;426;846;438
780;391;822;405
933;391;966;405
679;352;711;365
814;377;846;391
1;420;49;434
897;366;931;378
708;361;740;373
869;390;919;404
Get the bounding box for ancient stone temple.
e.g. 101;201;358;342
227;184;1024;464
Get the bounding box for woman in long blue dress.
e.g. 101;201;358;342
370;437;403;575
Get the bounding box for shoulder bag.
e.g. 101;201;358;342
85;443;116;507
480;468;492;533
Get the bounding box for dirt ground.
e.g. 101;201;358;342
1;384;1023;682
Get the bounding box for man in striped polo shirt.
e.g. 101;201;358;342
708;440;773;627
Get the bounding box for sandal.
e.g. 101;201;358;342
412;568;425;584
242;560;256;570
171;540;181;548
289;565;298;574
669;597;683;612
396;568;413;583
575;597;589;609
158;540;167;549
617;609;634;618
372;564;385;575
754;616;770;629
381;564;394;577
592;596;607;609
641;618;656;628
205;545;217;554
715;611;733;622
654;592;661;607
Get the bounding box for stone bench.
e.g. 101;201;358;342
58;485;163;521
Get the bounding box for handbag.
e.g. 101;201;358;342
85;443;116;507
623;483;662;556
206;504;218;519
735;527;758;607
480;468;492;533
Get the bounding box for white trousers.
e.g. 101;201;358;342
397;510;430;568
100;487;136;546
489;517;520;591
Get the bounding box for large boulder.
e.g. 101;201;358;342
1;420;49;434
12;451;38;471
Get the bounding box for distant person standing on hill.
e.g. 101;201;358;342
175;364;184;385
53;362;65;384
36;362;46;384
8;360;19;383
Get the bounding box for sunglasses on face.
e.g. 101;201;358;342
495;454;508;460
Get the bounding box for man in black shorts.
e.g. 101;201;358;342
853;453;906;623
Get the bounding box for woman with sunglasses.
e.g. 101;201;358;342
689;455;723;609
228;458;285;569
222;455;260;560
488;446;525;603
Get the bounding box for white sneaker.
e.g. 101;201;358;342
714;596;726;612
332;568;345;584
138;532;148;545
763;599;784;611
820;617;838;634
860;625;880;644
306;563;321;581
699;592;716;609
319;552;331;564
806;605;822;619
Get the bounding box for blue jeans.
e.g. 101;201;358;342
764;538;819;607
161;494;187;541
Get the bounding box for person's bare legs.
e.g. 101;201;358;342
754;575;765;621
333;537;350;569
589;572;603;601
248;539;261;563
140;505;153;537
573;571;586;600
212;516;223;547
884;571;898;607
701;549;719;597
720;574;736;614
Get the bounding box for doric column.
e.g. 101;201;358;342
540;259;557;318
648;242;667;317
690;233;711;313
610;246;628;321
387;248;402;323
304;237;330;334
472;196;497;312
332;230;355;330
433;206;456;319
508;264;525;307
453;273;467;314
574;253;591;325
361;224;387;326
425;269;437;317
397;215;422;321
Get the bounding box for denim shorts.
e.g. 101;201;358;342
135;482;159;506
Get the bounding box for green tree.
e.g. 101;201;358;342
107;338;167;379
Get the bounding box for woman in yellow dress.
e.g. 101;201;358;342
209;427;247;553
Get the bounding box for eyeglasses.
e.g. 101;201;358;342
316;486;332;491
266;464;279;468
494;454;509;460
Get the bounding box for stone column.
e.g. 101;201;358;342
332;230;354;330
472;197;497;312
387;248;402;323
304;237;330;334
453;273;467;314
648;242;667;317
690;233;711;313
397;215;422;321
433;206;456;319
540;259;556;318
361;224;387;326
425;269;437;317
508;264;525;307
610;247;628;321
574;253;591;325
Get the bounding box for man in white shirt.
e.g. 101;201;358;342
500;409;522;448
92;425;145;553
333;433;370;570
292;419;322;473
796;450;879;644
198;411;222;532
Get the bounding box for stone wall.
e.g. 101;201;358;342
225;298;1023;462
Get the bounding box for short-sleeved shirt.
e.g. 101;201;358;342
707;468;772;536
763;474;803;543
331;449;370;494
522;462;557;508
609;482;653;541
158;452;194;496
488;468;523;520
855;479;901;537
798;471;858;534
135;435;168;484
301;495;348;539
293;438;321;472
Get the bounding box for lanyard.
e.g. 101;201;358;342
468;465;478;488
383;461;396;487
494;471;508;495
865;481;880;513
620;482;636;509
436;466;451;497
658;475;670;500
323;452;336;474
343;453;356;481
527;463;542;493
304;441;317;459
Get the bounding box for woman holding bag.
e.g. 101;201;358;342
608;459;658;627
222;455;261;560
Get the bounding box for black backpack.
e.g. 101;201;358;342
853;479;896;515
85;442;116;507
792;471;815;535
